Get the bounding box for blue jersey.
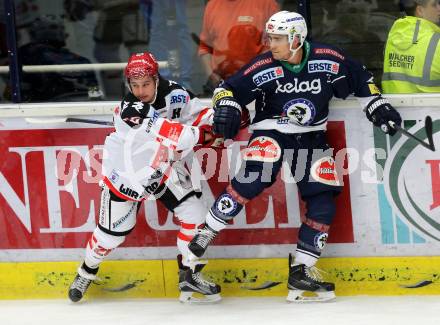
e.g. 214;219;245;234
222;41;380;133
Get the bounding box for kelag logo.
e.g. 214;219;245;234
379;119;440;242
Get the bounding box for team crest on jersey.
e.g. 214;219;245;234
308;60;340;74
243;136;281;162
310;157;340;186
281;98;316;126
252;66;284;86
314;232;328;250
216;193;238;216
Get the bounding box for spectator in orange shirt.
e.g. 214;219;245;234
198;0;280;94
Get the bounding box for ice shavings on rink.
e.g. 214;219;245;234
0;296;439;325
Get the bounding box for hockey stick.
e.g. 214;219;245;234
66;117;113;126
25;117;113;126
400;280;433;289
385;116;435;152
241;281;282;290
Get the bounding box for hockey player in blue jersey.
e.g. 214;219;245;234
188;11;402;302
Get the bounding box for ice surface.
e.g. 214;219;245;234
0;296;438;325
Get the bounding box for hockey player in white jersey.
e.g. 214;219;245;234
68;52;221;303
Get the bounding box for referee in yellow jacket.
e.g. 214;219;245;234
382;0;440;93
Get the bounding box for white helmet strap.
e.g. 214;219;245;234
276;34;303;62
287;38;304;61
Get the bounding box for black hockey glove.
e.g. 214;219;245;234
365;97;402;136
212;89;242;139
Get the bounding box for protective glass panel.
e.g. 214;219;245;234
311;0;401;86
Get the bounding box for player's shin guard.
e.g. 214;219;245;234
84;228;126;268
177;254;190;284
178;258;221;304
177;222;199;265
287;221;335;302
69;228;126;302
188;186;245;258
174;195;207;264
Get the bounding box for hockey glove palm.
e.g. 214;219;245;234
365;97;402;136
212;89;242;139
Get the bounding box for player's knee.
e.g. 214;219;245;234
174;195;206;225
174;196;206;245
304;191;336;225
93;227;126;250
231;164;274;199
232;135;282;198
85;227;126;268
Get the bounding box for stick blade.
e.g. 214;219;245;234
425;116;435;151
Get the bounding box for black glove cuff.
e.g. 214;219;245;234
364;96;391;123
365;96;389;116
216;98;242;112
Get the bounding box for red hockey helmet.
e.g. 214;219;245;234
124;52;159;80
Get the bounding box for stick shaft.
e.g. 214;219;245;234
389;119;435;152
65;117;113;126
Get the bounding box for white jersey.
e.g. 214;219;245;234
153;77;213;127
102;77;213;201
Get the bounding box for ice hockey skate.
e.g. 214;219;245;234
177;254;189;284
188;224;219;258
68;263;98;302
178;258;221;304
286;254;335;302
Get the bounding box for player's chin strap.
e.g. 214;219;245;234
288;42;304;60
280;39;304;62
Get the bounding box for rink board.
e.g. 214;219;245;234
1;256;440;300
0;95;440;299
